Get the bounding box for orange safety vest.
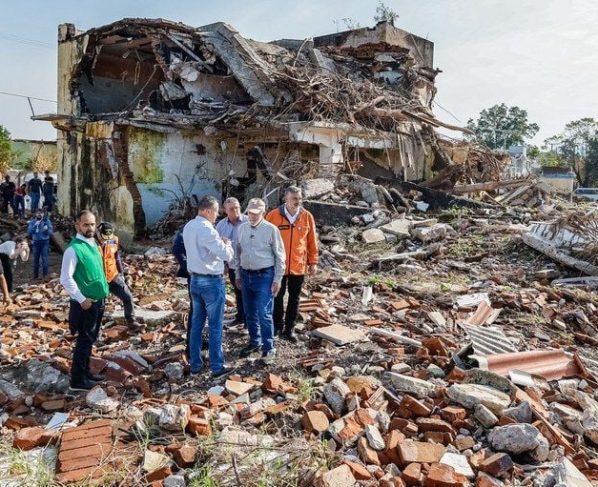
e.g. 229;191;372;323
265;206;319;276
99;236;120;283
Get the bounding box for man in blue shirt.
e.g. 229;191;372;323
27;209;53;280
215;197;247;327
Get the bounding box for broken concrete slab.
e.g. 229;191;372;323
446;383;511;415
312;324;367;346
384;372;436;398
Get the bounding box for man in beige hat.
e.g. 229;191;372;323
232;198;285;365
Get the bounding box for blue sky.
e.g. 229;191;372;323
1;0;597;144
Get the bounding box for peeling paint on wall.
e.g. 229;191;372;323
128;129;166;184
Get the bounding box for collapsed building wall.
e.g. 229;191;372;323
37;17;481;238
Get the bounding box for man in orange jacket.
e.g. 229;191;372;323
265;186;318;342
96;222;139;329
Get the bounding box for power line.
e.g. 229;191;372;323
0;31;54;49
0;91;56;103
432;99;462;124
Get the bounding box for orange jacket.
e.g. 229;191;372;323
266;206;319;276
99;236;121;283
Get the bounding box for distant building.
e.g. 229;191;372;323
539;166;576;195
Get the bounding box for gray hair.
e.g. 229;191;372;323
284;185;302;195
197;195;219;211
223;197;240;207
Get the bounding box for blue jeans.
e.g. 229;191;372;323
241;267;275;353
189;274;225;373
32;239;50;279
30;192;41;212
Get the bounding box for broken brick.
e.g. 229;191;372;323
479;453;513;477
302;410;330;433
397;440;446;466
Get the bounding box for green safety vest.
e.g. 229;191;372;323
69;238;109;300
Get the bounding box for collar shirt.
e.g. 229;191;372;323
215;214;247;261
232;219;286;283
60;234;100;303
182;216;233;275
284;205;301;225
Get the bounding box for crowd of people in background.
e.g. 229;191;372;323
0;170;56;218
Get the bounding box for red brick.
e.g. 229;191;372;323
401;395;432;417
40;399;66;412
440;406;467;423
302;410;330;433
416;417;455;434
146;466;172;483
423;431;455;445
58;443;113;463
476;472;505;487
358;436;381;466
171;444;197;467
343;460;372;480
424;463;467;487
187;417;212;436
479;453;513;477
454;436;475;451
13;427;56;450
397;440;446;466
354;408;375;426
105;355;145;375
402;462;423;486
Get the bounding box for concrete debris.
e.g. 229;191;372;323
85;387;119;413
488;423;549;461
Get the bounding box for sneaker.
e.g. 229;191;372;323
69;379;96;391
240;344;261;358
189;366;204;375
274;326;284;338
126;320;143;331
87;374;105;382
212;366;235;378
262;349;276;365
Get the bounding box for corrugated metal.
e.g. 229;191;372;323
459;324;518;356
470;350;588;381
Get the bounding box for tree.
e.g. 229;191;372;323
466;103;539;150
374;1;399;26
544;118;598;185
0;125;15;175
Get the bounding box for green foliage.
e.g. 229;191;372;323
0;125;15;174
466;103;539;149
543;118;598;185
374;1;399;25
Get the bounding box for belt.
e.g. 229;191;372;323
190;272;223;278
241;266;274;274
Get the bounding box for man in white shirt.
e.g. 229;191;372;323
0;237;27;293
183;196;234;377
60;210;110;391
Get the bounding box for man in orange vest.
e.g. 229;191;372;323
265;186;318;342
96;222;138;329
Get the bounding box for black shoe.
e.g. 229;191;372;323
239;344;261;358
69;379;96;391
87;374;105;382
282;329;298;343
126;320;143;331
274;326;284;338
212;366;235;378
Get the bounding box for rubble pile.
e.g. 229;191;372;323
2;195;598;486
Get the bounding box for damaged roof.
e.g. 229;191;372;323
57;17;460;135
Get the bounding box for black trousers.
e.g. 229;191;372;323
69;299;105;383
109;274;135;321
274;275;305;332
0;254;13;292
228;268;245;323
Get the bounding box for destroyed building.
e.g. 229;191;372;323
36;18;479;239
